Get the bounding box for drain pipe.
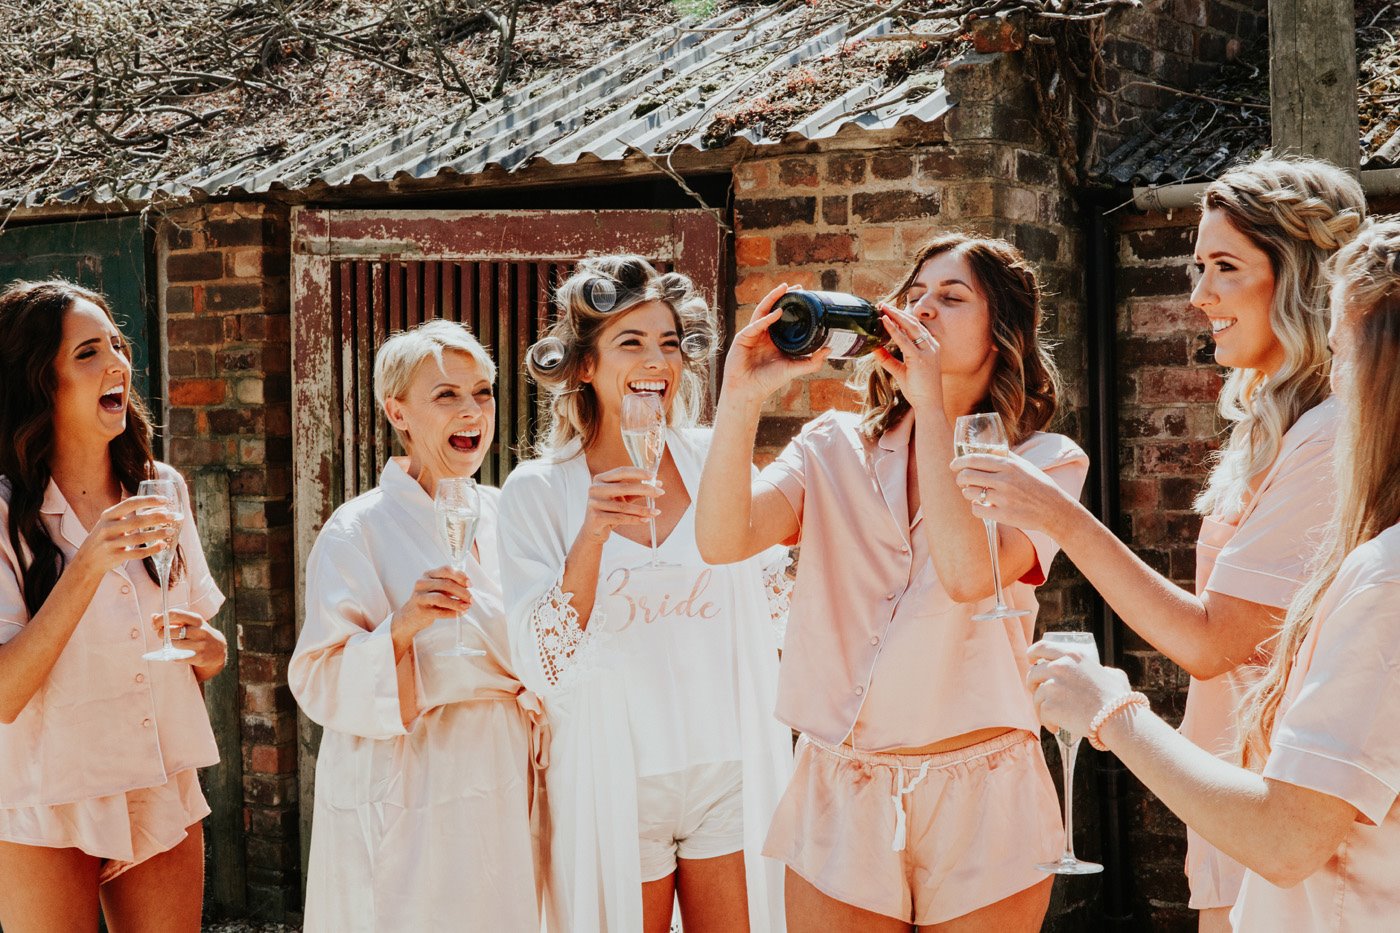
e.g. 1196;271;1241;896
1081;187;1135;930
1133;166;1400;213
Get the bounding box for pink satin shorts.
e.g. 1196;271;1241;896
763;730;1062;925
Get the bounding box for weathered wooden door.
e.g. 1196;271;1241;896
289;207;725;878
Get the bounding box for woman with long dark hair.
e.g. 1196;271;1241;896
0;281;226;932
697;234;1088;931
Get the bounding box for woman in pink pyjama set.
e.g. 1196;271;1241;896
0;282;228;933
1027;217;1400;933
955;156;1366;931
698;233;1086;931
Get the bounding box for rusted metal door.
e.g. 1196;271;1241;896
289;207;725;879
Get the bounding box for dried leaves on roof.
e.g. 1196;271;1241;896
0;0;701;198
1100;1;1400;184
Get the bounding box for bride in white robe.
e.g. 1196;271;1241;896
499;257;792;932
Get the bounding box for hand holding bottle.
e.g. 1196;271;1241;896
873;304;945;413
721;284;832;407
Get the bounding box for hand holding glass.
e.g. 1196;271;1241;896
621;393;677;571
138;479;194;662
1036;630;1104;875
434;477;486;658
953;413;1030;622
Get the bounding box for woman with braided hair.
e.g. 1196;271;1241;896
1024;217;1400;932
952;156;1364;930
498;256;792;932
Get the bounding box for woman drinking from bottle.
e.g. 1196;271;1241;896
952;156;1364;931
1027;216;1400;933
0;281;227;933
289;320;546;932
696;233;1088;932
499;256;792;933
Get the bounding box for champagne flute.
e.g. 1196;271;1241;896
621;392;677;571
954;413;1031;622
1036;630;1105;875
434;477;486;658
139;479;194;662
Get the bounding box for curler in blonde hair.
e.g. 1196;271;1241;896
524;255;718;457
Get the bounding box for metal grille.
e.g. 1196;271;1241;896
327;257;672;496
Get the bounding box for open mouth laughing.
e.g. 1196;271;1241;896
448;428;482;452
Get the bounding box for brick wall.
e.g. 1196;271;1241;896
1109;206;1217;929
1096;0;1268;161
159;202;300;920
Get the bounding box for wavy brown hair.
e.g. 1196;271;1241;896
854;232;1060;444
0;280;180;617
1237;219;1400;769
524;255;718;457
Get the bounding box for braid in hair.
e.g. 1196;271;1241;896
1194;154;1366;518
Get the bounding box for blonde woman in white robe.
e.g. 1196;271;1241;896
499;256;792;933
290;320;547;933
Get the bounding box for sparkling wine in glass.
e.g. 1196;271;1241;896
1036;630;1104;875
953;413;1031;622
434;477;486;658
621;392;677;570
138;479;194;662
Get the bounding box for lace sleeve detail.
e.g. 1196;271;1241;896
532;577;602;690
762;551;795;649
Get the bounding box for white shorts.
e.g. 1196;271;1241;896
636;760;744;882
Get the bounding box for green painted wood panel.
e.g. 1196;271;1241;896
0;217;153;402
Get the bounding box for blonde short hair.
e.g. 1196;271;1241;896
372;319;496;414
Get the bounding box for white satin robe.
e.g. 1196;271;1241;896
498;428;792;932
290;459;548;933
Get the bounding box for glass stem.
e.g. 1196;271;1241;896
455;560;467;650
646;492;659;566
160;571;173;652
1060;736;1079;861
984;519;1008;609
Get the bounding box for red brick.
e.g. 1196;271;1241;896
1127;298;1203;336
852;190;940;224
777;158;820;188
166;251;224;283
167;349;198;376
735;271;817;305
825;154;866;185
808;377;860;413
248;743;297;775
776;233;856;265
239;652;288;683
166;286;194;315
1137;367;1223;404
735;236;772;268
736;197;816;230
167;378;227;406
870;153;914;181
206;283;264;311
206;217;266;249
167;316;223;347
821;197;848;226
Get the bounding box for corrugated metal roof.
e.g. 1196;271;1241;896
15;5;952;209
1098;19;1400;186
